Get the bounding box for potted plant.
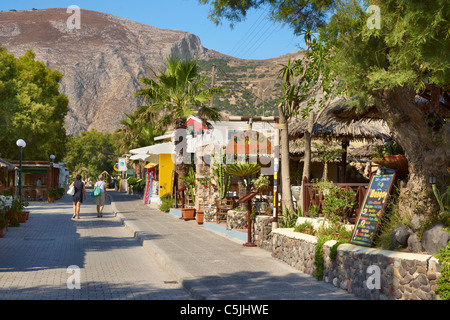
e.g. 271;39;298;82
48;189;58;203
0;201;8;237
372;138;408;172
8;197;25;226
180;167;196;220
253;175;270;214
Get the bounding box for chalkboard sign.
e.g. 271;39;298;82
350;173;396;247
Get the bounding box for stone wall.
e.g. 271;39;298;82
322;242;442;300
226;210;247;230
253;215;273;251
251;217;443;300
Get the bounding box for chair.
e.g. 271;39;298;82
215;198;232;223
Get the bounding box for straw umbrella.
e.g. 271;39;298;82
289;103;390;183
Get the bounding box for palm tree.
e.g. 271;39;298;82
136;56;222;189
226;163;261;210
116;112;167;153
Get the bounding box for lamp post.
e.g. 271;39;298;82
16;139;26;198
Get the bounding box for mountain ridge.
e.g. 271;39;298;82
0;8;302;134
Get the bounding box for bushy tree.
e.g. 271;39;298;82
0;48;68;161
64;130;121;179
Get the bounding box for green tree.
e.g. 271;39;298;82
226;163;261;210
135;56;223;189
64;130;121;179
116;110;167;154
200;0;450;220
0;48;68;161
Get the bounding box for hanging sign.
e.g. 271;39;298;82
226;130;271;156
118;158;127;172
350;173;396;247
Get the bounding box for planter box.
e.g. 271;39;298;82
181;208;196;221
196;210;204;224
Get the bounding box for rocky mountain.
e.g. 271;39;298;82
0;8;302;135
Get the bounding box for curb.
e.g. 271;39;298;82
108;194;216;300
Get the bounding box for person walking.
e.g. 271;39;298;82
94;175;107;217
69;174;86;219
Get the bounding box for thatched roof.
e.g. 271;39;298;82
289;101;390;142
289;140;380;162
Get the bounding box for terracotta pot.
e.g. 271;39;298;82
182;208;196;221
196;210;204;224
0;226;7;238
372;155;408;172
18;214;26;223
48;197;55;203
23;211;30;220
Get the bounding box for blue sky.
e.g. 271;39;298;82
1;0;303;60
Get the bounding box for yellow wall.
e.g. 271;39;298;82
158;153;174;197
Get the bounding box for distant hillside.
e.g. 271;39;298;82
0;8;303;134
198;50;304;118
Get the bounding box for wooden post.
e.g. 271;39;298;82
340;140;349;183
302;176;309;216
243;199;256;247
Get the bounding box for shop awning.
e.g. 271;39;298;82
130;153;151;161
0;158;17;170
130;142;175;156
144;162;158;168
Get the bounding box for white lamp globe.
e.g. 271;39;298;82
16;139;26;148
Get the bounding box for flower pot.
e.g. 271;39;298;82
196;210;204;224
372;155;408;172
0;226;7;238
18;214;26;223
23;211;30;220
181;208;196;221
48;197;55;203
255;201;267;214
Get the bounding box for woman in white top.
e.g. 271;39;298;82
94;175;107;217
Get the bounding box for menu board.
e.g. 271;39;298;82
350;173;396;247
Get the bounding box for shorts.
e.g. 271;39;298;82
96;193;106;206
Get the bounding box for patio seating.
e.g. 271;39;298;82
215;198;233;223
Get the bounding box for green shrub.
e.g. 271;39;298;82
159;195;174;212
294;221;315;235
435;230;450;300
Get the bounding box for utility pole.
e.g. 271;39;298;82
210;64;216;108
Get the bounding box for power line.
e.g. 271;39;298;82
227;6;272;58
238;21;280;58
244;24;283;58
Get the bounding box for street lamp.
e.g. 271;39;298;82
50;154;55;162
16;139;26;198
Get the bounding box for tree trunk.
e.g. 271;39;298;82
373;86;450;219
322;162;328;181
278;104;294;212
237;177;247;210
174;120;188;191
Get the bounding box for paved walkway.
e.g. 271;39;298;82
109;191;358;300
0;189;358;300
0;191;190;300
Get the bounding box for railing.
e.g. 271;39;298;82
302;177;368;224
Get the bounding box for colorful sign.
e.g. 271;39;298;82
350;173;396;247
118;158;127;172
225;130;272;156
